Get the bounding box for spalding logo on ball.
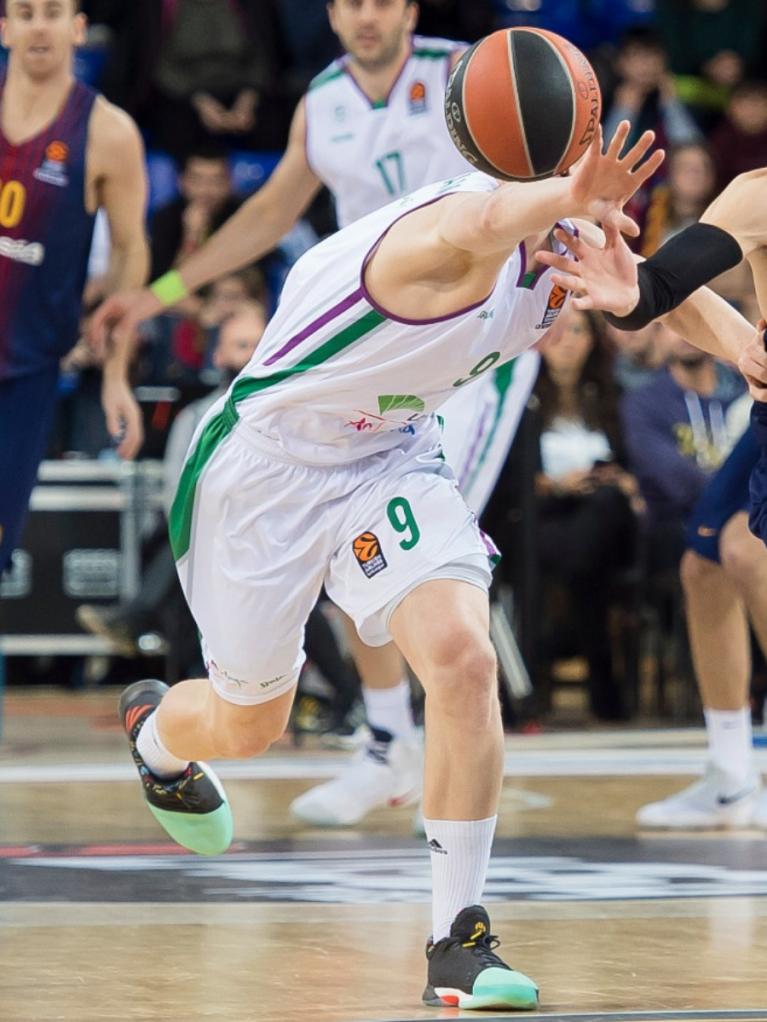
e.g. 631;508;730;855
445;27;602;181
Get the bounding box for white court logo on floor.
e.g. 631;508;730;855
14;850;767;903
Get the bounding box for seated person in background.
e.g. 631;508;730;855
620;321;744;574
606;320;670;392
604;28;701;154
151;148;242;285
638;142;716;256
709;81;767;190
657;0;766;112
533;310;642;721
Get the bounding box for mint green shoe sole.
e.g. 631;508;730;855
426;967;539;1011
148;799;233;856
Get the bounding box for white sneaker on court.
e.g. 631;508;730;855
290;733;423;827
750;786;767;830
636;764;761;830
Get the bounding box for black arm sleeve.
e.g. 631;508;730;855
604;223;743;331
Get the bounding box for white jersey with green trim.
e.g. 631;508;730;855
305;35;471;228
230;173;573;466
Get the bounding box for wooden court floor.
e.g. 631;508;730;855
1;690;767;1022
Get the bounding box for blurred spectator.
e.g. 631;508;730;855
150;148;242;281
140;0;280;159
533;310;641;720
621;322;744;569
604;27;701;152
272;0;340;97
657;0;766;113
607;321;669;391
709;81;767;189
495;0;655;51
638;142;716;256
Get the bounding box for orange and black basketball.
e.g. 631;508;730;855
445;27;602;181
352;532;380;563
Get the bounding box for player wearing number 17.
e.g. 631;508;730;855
104;42;672;1008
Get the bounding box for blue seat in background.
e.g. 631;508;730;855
493;0;655;50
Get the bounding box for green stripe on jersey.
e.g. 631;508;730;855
309;66;345;90
413;47;454;60
463;358;517;494
168;307;387;561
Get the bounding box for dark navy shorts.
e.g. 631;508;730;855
0;368;60;574
685;426;758;563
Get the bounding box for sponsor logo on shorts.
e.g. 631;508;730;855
0;236;44;265
536;283;569;330
352;531;388;579
33;140;69;187
408;80;427;114
697;525;718;538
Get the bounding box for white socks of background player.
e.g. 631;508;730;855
136;710;189;779
363;679;416;741
704;707;753;784
425;815;497;942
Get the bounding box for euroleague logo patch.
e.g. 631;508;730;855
33;140;69;187
536;284;569;330
408;80;427;114
352;531;388;579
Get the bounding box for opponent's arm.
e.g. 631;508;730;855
89;98;321;344
89;100;150;459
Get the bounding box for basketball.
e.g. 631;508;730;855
445;28;602;181
353;532;380;563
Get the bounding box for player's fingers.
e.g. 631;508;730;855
534;251;581;276
746;376;767;402
553;228;586;256
551;271;585;292
621;129;656;168
605;120;630;160
603;208;640;237
571;294;595;311
631;149;666;188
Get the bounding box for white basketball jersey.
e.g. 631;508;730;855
305;35;472;228
229;174;573;466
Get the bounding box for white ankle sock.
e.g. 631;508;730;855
362;679;416;740
136;711;189;779
424;815;497;942
704;707;753;783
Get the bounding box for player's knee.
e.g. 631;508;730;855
679;548;717;592
427;631;498;720
720;519;767;584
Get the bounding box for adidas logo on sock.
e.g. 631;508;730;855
427;838;448;855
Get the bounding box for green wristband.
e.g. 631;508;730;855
150;270;188;307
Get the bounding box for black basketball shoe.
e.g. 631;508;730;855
119;679;233;857
423;905;539;1010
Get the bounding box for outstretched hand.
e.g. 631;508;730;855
534;221;641;316
739;321;767;401
569;121;665;237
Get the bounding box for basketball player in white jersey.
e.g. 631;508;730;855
96;121;753;1008
94;0;540;827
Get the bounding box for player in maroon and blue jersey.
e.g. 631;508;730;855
0;0;148;573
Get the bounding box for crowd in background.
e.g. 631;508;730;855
6;0;767;729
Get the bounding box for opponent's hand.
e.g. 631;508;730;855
534;221;640;315
569;121;665;237
101;374;143;460
87;287;163;359
738;321;767;401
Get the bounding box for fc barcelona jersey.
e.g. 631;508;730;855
0;77;97;380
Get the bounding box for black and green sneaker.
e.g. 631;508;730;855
423;905;539;1010
119;679;233;857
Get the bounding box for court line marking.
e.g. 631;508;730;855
378;1012;767;1022
3;748;767;783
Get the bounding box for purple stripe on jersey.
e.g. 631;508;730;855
457;404;492;487
342;41;413;109
360;193;495;325
262;287;364;366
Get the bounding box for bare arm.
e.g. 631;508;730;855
89;98;321;346
438;124;661;256
170;98;321;294
701;168;767;258
663;286;756;363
